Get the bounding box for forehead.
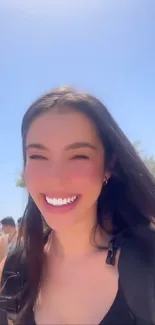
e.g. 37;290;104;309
26;109;102;147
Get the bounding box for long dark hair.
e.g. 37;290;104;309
9;87;155;323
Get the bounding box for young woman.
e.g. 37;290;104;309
1;87;155;325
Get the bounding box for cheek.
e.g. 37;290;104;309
70;161;104;206
69;161;104;185
24;164;43;190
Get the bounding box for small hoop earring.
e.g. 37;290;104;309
103;176;108;186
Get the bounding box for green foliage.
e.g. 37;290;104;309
16;174;25;188
134;141;155;176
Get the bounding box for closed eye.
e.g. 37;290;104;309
71;155;89;160
29;155;47;160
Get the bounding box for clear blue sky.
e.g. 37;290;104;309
0;0;155;220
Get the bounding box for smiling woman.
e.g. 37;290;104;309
0;87;155;325
24;108;105;232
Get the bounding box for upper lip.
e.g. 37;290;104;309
44;193;78;199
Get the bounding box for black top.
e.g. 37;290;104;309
27;286;134;325
100;287;134;325
2;231;152;324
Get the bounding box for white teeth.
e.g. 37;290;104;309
45;195;77;206
63;198;67;205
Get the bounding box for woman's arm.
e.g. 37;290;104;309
0;256;7;285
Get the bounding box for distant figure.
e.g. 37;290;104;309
17;217;22;228
0;233;8;263
1;217;17;254
17;217;24;237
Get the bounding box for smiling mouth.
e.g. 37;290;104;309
45;195;78;207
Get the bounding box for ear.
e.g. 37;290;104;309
103;170;111;183
103;172;111;186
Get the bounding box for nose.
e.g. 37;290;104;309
44;161;69;186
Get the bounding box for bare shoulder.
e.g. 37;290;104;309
0;256;7;284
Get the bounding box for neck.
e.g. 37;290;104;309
48;211;109;259
8;228;16;238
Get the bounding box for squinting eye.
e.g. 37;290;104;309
71;155;89;160
29;155;47;160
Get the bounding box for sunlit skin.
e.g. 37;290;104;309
25;109;109;234
24;108;118;325
1;225;10;235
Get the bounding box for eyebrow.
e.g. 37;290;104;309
26;143;48;151
64;142;96;151
26;142;96;151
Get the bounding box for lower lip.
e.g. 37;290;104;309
42;195;81;214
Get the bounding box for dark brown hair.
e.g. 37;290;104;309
1;217;16;227
12;87;155;323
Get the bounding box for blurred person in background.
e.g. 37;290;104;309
0;231;8;263
0;217;17;255
17;217;24;238
0;219;17;325
17;218;22;228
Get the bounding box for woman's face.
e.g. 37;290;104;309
25;108;108;231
